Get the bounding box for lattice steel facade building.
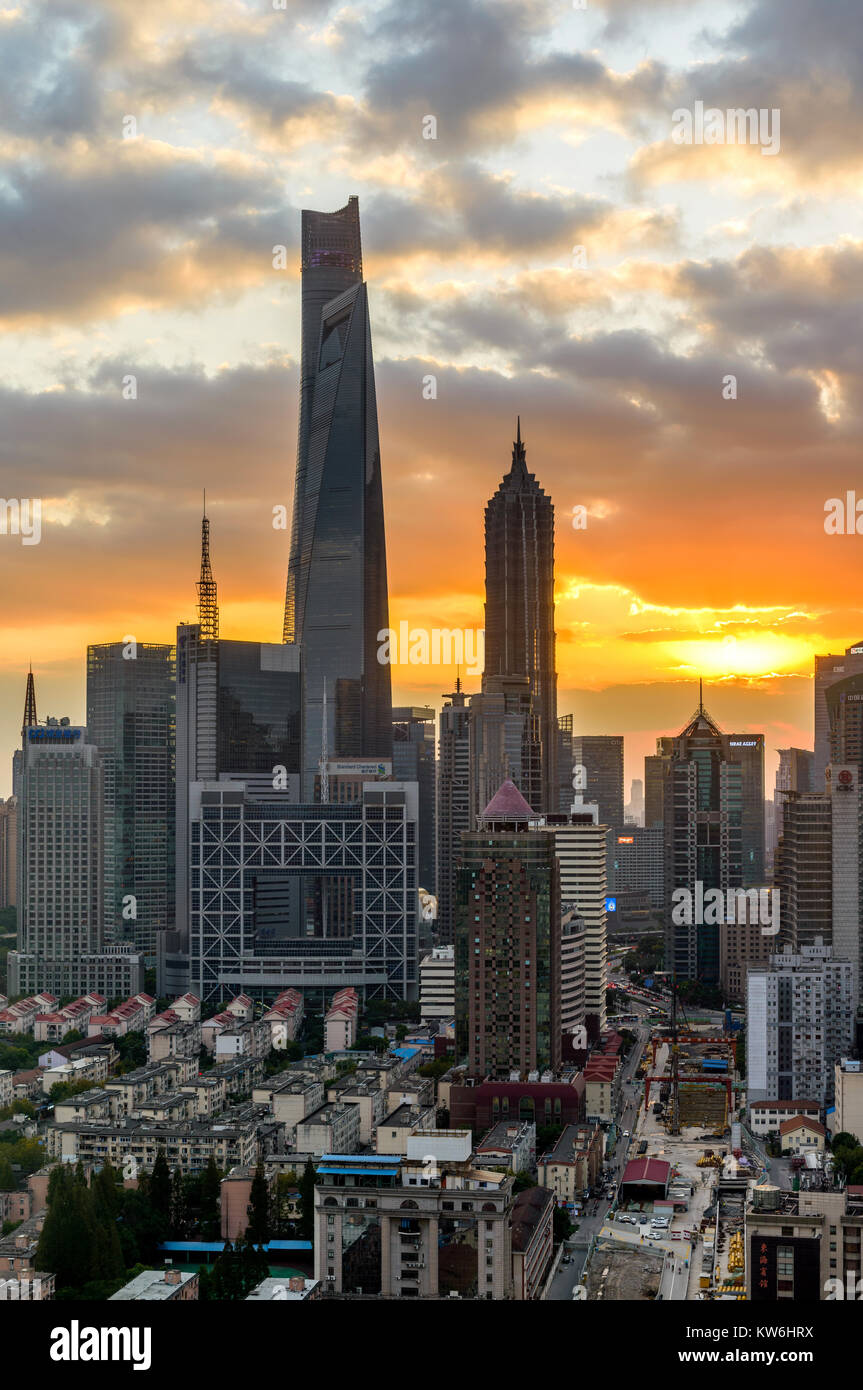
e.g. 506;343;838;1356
187;781;418;1005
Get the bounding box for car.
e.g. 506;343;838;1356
622;1130;630;1138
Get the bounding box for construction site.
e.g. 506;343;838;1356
588;985;759;1301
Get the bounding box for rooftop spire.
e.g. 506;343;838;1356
197;498;219;644
22;665;37;734
511;415;527;474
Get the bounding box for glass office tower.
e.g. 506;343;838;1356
86;642;176;954
283;197;392;796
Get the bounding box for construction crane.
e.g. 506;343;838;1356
652;969;683;1135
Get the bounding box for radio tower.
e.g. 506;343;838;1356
197;493;219;646
22;665;37;733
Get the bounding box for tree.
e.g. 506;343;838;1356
36;1165;124;1292
170;1167;189;1238
92;1160;121;1219
149;1148;172;1227
0;1156;15;1190
199;1156;222;1240
246;1163;271;1246
60;1029;83;1044
512;1170;537;1194
553;1205;574;1244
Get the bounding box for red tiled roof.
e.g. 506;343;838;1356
780;1116;826;1137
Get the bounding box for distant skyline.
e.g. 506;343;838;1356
1;0;857;798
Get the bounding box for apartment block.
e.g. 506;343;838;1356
314;1139;514;1299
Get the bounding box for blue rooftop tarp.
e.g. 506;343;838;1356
319;1152;396;1163
317;1167;399;1177
159;1240;312;1253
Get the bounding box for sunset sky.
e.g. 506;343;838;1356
1;0;862;798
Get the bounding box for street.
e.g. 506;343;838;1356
546;1024;648;1300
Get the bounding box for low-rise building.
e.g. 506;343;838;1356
0;1213;46;1277
474;1121;536;1175
181;1074;228;1120
53;1089;113;1125
296;1101;360;1157
748;1099;821;1138
46;1108;279;1174
324;987;358;1053
538;1123;603;1204
0;1188;32;1225
583;1054;620;1123
446;1072;585;1137
220;1165;278;1240
109;1269;198;1301
87;993;156;1039
246;1275;320;1301
0;994;57;1036
0;1272;55;1300
746;1188;863;1300
780;1116;827;1154
148;1020;202;1063
314;1147;515;1298
510;1185;554;1300
375;1103;436;1156
41;1053;110;1094
214;1019;268;1063
326;1078;387;1147
253;1076;325;1136
262;989;304;1049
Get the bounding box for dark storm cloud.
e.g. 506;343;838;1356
0;152;294;322
357;0;670;153
364;165;616;261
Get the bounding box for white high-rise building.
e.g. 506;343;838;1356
747;938;854;1108
533;805;608;1038
419;945;455;1022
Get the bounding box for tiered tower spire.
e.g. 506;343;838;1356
197;494;219;644
22;665;37;733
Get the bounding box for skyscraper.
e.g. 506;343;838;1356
815;642;863;788
557;714;573;813
392;706;436;895
571;734;624;830
483;420;557;814
283;196;392;796
437;679;472;946
10;717;144;998
175;513;302;947
649;689;746;984
747;939;854;1107
86;641;176;955
774;746;815;844
455;780;562;1077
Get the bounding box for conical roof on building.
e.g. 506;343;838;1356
479;778;535;821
